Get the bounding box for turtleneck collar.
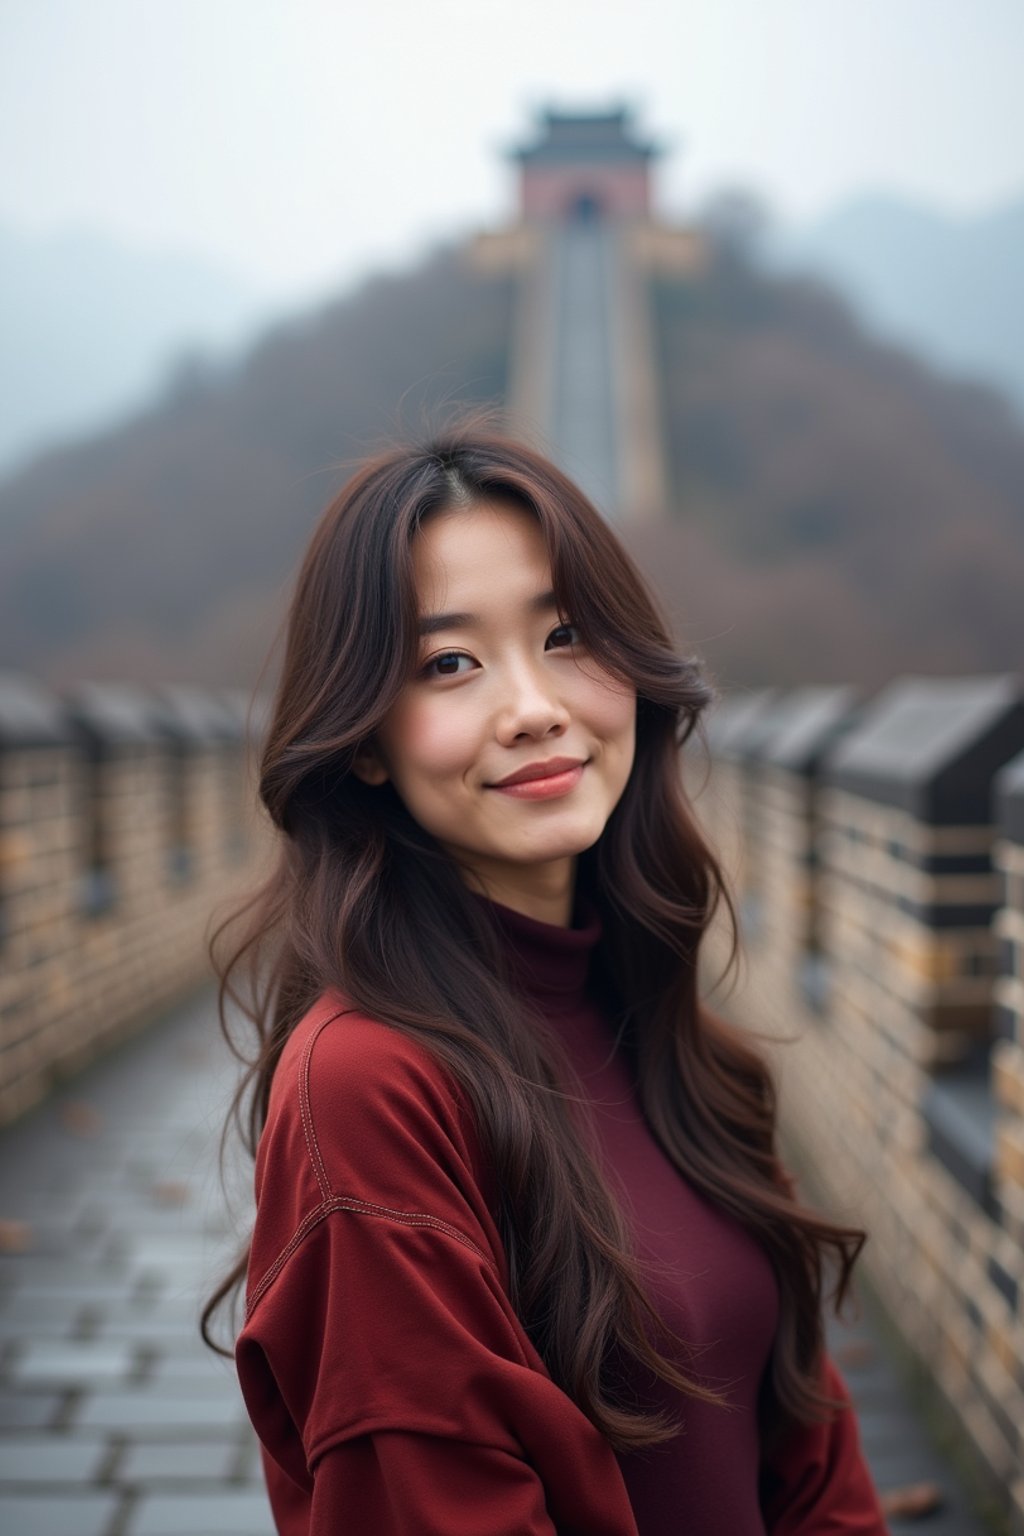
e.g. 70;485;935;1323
474;891;603;1011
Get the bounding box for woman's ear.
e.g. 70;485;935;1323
352;742;389;786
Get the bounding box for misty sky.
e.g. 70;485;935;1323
2;0;1023;305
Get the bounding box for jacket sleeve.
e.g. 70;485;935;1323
307;1429;561;1534
759;1353;890;1535
235;1009;639;1536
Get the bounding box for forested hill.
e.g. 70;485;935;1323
0;246;513;686
1;228;1021;692
639;239;1024;687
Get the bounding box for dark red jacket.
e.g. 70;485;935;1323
235;900;889;1534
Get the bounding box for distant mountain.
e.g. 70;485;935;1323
0;222;275;473
645;229;1024;686
0;242;513;684
760;190;1024;421
0;224;1020;693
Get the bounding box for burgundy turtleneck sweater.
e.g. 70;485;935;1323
235;897;889;1535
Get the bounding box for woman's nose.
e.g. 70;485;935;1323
496;662;571;743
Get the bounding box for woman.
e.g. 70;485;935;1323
203;419;889;1534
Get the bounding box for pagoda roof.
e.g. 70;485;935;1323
510;106;661;165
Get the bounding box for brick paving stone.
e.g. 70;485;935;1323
1;986;1009;1534
0;1285;112;1319
827;1295;993;1533
0;1390;63;1429
91;1315;210;1344
234;1432;265;1485
11;1339;137;1387
130;1368;242;1404
117;1437;239;1483
845;1381;917;1417
74;1390;247;1431
0;1267;144;1306
122;1240;224;1275
0;1220;106;1262
99;1292;203;1321
127;1490;276;1536
0;1301;88;1339
143;1352;241;1384
0;1492;121;1535
0;1433;108;1482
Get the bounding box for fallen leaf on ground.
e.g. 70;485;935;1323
59;1102;104;1137
834;1339;874;1368
879;1482;944;1520
150;1180;191;1207
0;1219;32;1252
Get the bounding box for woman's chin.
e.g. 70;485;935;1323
503;818;608;867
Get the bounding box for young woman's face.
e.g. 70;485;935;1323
355;499;637;922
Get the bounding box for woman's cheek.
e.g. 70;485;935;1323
387;696;481;782
577;674;637;739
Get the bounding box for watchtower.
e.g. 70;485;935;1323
472;104;704;522
511;107;659;224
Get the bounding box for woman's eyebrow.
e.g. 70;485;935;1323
417;590;559;636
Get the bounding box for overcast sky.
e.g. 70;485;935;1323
2;0;1022;306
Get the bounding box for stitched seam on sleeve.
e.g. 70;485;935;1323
299;1011;346;1200
308;1420;531;1473
245;1197;496;1320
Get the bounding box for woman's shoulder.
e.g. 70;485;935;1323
274;988;466;1121
251;989;502;1295
263;990;485;1205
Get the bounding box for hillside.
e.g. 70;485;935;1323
0;221;271;475
0;225;1021;693
637;234;1024;688
761;191;1024;421
0;245;513;685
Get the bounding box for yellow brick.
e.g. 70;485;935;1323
995;1122;1024;1191
988;1318;1024;1380
888;933;960;982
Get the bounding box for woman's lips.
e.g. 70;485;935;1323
489;764;585;800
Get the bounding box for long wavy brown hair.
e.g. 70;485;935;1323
201;414;865;1456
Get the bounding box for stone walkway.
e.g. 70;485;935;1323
0;988;1002;1534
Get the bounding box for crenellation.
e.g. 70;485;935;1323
0;675;273;1128
696;679;1024;1524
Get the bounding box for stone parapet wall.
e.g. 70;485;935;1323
0;676;273;1126
690;675;1024;1532
993;766;1024;1264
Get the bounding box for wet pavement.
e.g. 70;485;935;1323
0;987;1002;1534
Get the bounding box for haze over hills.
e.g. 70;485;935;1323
4;185;1022;482
643;235;1024;687
0;244;515;685
0;216;1021;694
761;190;1024;423
0;221;275;475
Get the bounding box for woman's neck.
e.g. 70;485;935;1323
457;857;578;928
472;887;603;1011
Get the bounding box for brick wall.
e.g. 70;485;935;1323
0;677;273;1126
689;677;1024;1531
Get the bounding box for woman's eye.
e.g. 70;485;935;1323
547;623;581;649
423;651;474;678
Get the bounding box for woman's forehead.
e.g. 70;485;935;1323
411;500;551;606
